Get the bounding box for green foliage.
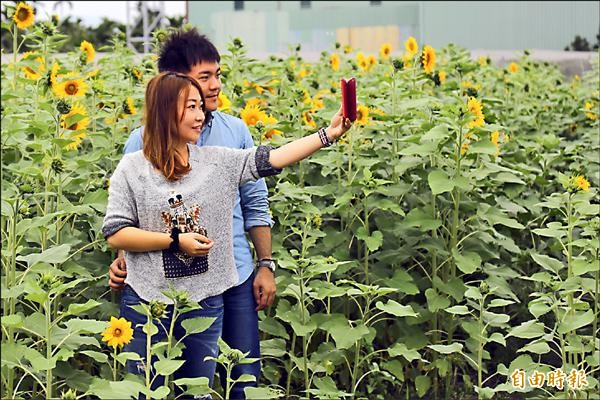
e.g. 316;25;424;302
1;7;599;400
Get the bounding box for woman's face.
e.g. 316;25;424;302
177;85;205;145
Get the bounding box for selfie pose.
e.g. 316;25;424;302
102;71;352;395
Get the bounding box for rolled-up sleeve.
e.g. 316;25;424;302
102;158;139;238
237;126;274;229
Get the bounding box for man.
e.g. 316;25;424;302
108;28;276;399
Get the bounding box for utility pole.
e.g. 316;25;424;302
125;1;166;53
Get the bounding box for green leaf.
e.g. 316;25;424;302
428;170;454;195
488;299;515;308
81;350;108;364
86;378;145;399
415;375;431;398
355;227;383;252
154;359;185;376
558;309;594;334
375;300;418;317
17;244;71;267
260;338;287;357
572;259;599;276
420;125;449;144
244;386;284;399
425;288;450;312
530;253;563;274
488;332;506;347
444;305;471;315
181;317;217;336
388;343;422;362
65;299;101;316
259;318;289;339
428;343;463;354
470;139;498;155
452;249;481;274
507;320;546;339
517;342;551;355
320;316;370;350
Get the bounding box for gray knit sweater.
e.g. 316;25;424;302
102;144;280;303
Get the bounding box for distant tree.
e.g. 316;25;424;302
564;34;598;51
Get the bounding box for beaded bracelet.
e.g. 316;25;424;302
317;127;334;147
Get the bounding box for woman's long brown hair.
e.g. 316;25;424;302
143;72;205;181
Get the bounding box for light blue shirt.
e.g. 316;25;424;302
123;111;273;286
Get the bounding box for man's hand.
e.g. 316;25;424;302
253;267;276;311
109;256;128;290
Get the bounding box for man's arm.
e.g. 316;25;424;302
249;226;276;311
237;121;277;310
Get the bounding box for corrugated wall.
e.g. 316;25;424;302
187;1;599;53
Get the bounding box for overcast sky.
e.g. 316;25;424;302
22;1;186;26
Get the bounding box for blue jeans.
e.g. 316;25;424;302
218;272;261;399
120;285;224;399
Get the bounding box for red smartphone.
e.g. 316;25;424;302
341;77;357;122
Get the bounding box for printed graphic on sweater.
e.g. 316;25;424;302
161;192;209;278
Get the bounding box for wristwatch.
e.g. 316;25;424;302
257;258;276;273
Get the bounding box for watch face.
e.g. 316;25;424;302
259;260;276;271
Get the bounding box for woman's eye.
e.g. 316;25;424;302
188;104;196;109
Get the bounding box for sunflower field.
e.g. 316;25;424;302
1;3;599;400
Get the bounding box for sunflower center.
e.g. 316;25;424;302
114;328;122;337
357;110;363;121
17;8;30;21
66;83;78;95
248;116;258;125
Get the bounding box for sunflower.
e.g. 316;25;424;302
50;62;60;85
573;175;590;191
380;43;392;59
356;105;369;126
460;142;470;156
584;101;597;120
246;97;266;108
302;111;316;128
102;317;134;349
405;36;418;56
466;97;485;128
356;52;365;63
367;55;377;67
60;102;89;131
13;2;34;30
402;53;413;68
53;77;87;98
241;104;267;126
80;40;95;63
508;62;519;73
123;97;137;115
478;56;488;66
131;67;142;82
343;45;352;54
330;53;340;71
358;58;370;72
65;133;87;151
21;53;45;80
491;130;500;157
421;45;436;75
438;70;446;83
217;92;231;111
264;114;281;139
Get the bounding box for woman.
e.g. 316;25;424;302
102;71;352;396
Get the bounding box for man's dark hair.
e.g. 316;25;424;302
157;28;221;73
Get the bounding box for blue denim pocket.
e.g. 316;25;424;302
199;294;224;310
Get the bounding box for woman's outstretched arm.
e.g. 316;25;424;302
269;107;352;169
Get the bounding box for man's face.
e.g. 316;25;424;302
187;61;221;112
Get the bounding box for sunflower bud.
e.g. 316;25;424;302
61;388;78;400
39;273;62;291
56;100;71;115
227;349;244;364
153;29;168;45
41;21;56;36
479;281;489;295
335;42;341;49
233;37;243;49
51;14;60;26
296;44;301;52
310;80;319;90
392;58;403;71
465;87;478;98
51;158;64;174
233;84;243;97
149;300;167;320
